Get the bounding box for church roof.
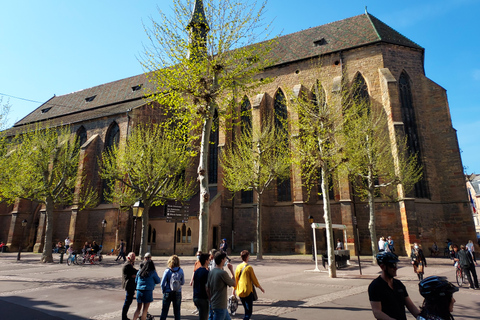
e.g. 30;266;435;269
271;13;422;66
13;13;422;129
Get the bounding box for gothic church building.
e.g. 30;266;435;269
1;11;475;257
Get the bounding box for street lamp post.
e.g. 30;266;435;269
17;219;27;261
101;219;107;248
132;201;144;253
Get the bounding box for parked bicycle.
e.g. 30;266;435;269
455;264;469;287
82;247;103;265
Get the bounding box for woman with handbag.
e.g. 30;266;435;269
411;243;427;281
233;250;265;320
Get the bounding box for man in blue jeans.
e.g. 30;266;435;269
207;251;236;320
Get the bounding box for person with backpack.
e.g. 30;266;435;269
160;255;185;320
132;253;161;320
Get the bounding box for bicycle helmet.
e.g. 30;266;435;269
419;276;458;299
376;251;399;266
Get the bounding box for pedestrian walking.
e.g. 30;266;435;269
207;251;236;320
116;239;126;262
411;243;427;281
160;255;185;320
132;253;161;320
417;276;458;320
122;252;138;320
378;237;386;252
190;250;203;315
368;251;420;320
193;253;211;320
457;244;479;289
234;250;265;320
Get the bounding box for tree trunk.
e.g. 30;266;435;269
367;169;377;263
139;202;151;259
256;193;263;259
41;197;54;263
197;113;213;253
321;166;336;278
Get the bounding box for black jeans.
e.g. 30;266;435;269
464;264;479;288
194;297;210;320
240;292;254;320
122;289;135;320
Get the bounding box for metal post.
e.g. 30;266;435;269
312;223;320;271
132;218;137;253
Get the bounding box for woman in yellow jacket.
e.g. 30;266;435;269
233;250;265;320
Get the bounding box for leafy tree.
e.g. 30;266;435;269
0;97;11;130
220;115;290;259
0;97;11;201
141;0;275;251
0;125;97;263
290;82;345;278
343;77;422;261
101;124;195;258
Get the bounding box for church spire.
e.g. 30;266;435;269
187;0;209;60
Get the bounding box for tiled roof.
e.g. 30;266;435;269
270;13;422;66
13;73;154;127
13;13;422;129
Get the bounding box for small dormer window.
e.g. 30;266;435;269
85;95;96;102
41;107;52;114
131;84;143;92
314;38;327;47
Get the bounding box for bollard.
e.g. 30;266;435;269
59;251;64;264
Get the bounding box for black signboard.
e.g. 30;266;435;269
165;201;190;223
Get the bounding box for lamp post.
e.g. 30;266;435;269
132;201;144;253
101;219;107;248
17;219;27;261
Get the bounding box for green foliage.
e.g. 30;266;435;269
220;115;291;195
100;124;195;208
141;0;276;141
291;83;345;199
342;81;422;200
0;97;11;131
0;125;96;207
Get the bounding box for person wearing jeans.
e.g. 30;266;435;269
233;250;265;320
193;253;210;320
206;252;236;320
160;255;185;320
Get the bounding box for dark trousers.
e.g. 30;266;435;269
464;264;479;288
122;289;135;320
160;291;182;320
240;292;254;320
194;297;210;320
116;250;126;261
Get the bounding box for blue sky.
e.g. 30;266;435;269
1;0;479;173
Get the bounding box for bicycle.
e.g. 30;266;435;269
66;252;79;266
455;264;469;287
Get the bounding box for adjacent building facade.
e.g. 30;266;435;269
1;10;475;257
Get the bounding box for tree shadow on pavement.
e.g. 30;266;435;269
0;296;87;320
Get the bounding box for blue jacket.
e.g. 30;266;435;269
160;267;185;293
135;270;161;291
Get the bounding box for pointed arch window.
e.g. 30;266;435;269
101;122;120;203
399;72;429;198
274;89;292;202
240;97;254;203
182;223;187;243
352;73;370;110
176;228;181;243
187;228;192;243
208;109;219;184
76;126;87;148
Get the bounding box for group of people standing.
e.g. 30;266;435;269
121;248;263;320
378;236;395;253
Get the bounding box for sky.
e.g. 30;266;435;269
1;0;479;173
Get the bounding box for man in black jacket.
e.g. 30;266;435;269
457;244;479;289
122;252;138;320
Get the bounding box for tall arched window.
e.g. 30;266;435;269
240;97;254;203
399;72;429;198
274;89;291;202
182;223;187;243
176;228;181;242
76;126;88;148
102;122;120;203
208;109;219;184
352;73;370;110
187;228;192;243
